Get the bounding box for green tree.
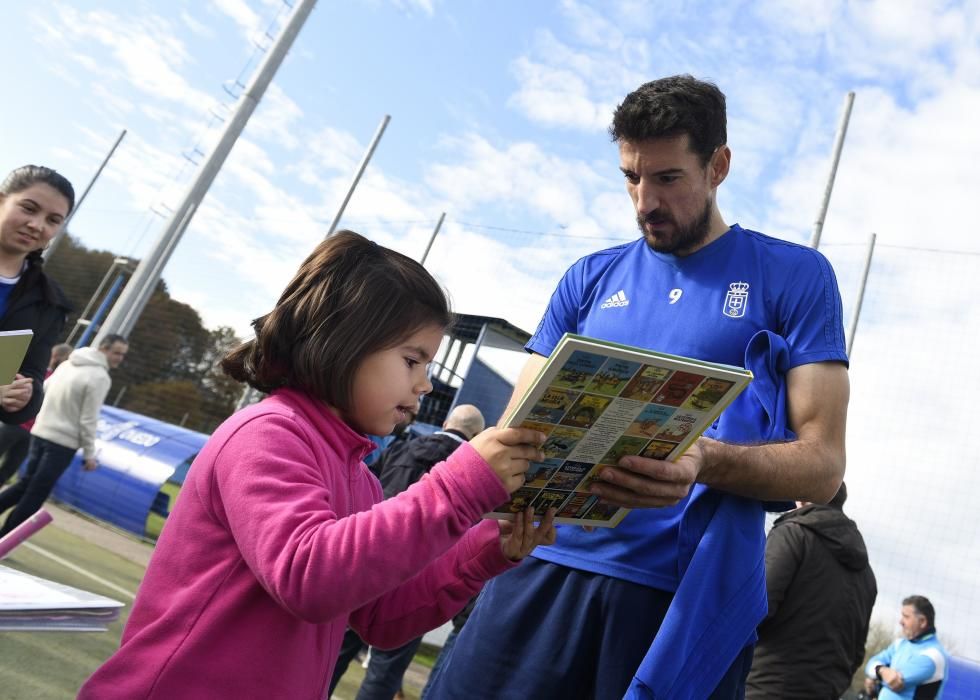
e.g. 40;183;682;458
44;234;241;432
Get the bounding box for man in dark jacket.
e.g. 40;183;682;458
745;482;877;699
329;405;486;700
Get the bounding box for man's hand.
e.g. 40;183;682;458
498;507;557;560
0;374;33;413
879;666;904;691
588;439;706;508
470;427;546;493
83;458;98;471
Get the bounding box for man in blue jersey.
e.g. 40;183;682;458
424;75;850;699
865;596;948;699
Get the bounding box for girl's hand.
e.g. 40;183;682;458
0;374;33;413
469;427;546;493
498;507;557;561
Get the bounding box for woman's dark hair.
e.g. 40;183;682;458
221;230;452;412
0;165;75;303
609;75;727;166
1;165;76;214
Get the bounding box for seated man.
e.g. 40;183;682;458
865;595;948;699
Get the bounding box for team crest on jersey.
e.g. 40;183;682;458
723;282;749;318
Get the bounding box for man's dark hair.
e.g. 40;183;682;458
221;230;451;413
609;75;727;165
98;334;128;349
903;595;936;630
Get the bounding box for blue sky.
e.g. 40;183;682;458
3;0;980;658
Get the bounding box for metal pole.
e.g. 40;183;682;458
846;232;876;357
66;257;131;344
419;212;445;266
809;92;855;250
325;114;391;238
45;129;127;260
94;0;320;345
76;273;127;348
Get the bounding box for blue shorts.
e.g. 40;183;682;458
424;558;753;699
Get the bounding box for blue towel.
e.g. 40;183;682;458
625;331;796;699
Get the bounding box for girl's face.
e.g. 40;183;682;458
0;183;70;258
345;323;444;436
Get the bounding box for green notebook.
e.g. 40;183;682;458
0;330;34;385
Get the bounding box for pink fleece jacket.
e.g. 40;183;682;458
79;388;515;699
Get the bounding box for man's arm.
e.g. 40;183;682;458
591;361;849;507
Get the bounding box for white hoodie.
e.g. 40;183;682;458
31;347;112;459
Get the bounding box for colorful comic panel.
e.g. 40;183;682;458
652;371;706;407
527;387;580;424
493;487;539;515
559;393;614;429
600;436;651;465
584;501;621;522
640;439;678;460
620;365;673;401
551;351;606;390
624;404;677;438
526;459;563;488
546;461;593;491
541;426;588;460
520;420;556;436
574;464;607;493
653;411;700;443
531;489;571;515
585;358;643;396
682;378;736;412
557;493;599;519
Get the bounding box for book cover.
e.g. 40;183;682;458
0;329;34;385
486;333;752;528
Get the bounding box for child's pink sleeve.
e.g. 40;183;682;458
211;415;516;627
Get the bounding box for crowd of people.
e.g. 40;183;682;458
1;74;954;699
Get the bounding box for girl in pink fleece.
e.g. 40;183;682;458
80;231;556;699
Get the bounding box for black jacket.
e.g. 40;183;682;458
376;429;468;500
745;505;878;700
0;267;71;424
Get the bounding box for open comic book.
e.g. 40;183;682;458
485;333;752;528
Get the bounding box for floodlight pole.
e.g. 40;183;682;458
93;0;320;346
45;129;127;260
325;114;391;237
846;233;876;356
809;91;855;250
419;212;446;266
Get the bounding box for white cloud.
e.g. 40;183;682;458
180;9;215;38
38;5;213;110
247;83;304;150
209;0;262;39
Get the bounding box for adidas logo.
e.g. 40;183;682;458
600;290;630;309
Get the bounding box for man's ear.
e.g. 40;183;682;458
709;145;731;188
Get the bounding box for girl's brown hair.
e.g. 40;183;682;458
221;230;451;411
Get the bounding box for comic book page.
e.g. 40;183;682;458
485;334;752;528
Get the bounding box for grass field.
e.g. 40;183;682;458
0;507;434;699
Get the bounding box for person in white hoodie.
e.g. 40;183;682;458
0;334;127;536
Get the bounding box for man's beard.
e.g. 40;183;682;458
638;197;713;255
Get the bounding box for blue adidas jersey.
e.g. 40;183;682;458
527;225;848;589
